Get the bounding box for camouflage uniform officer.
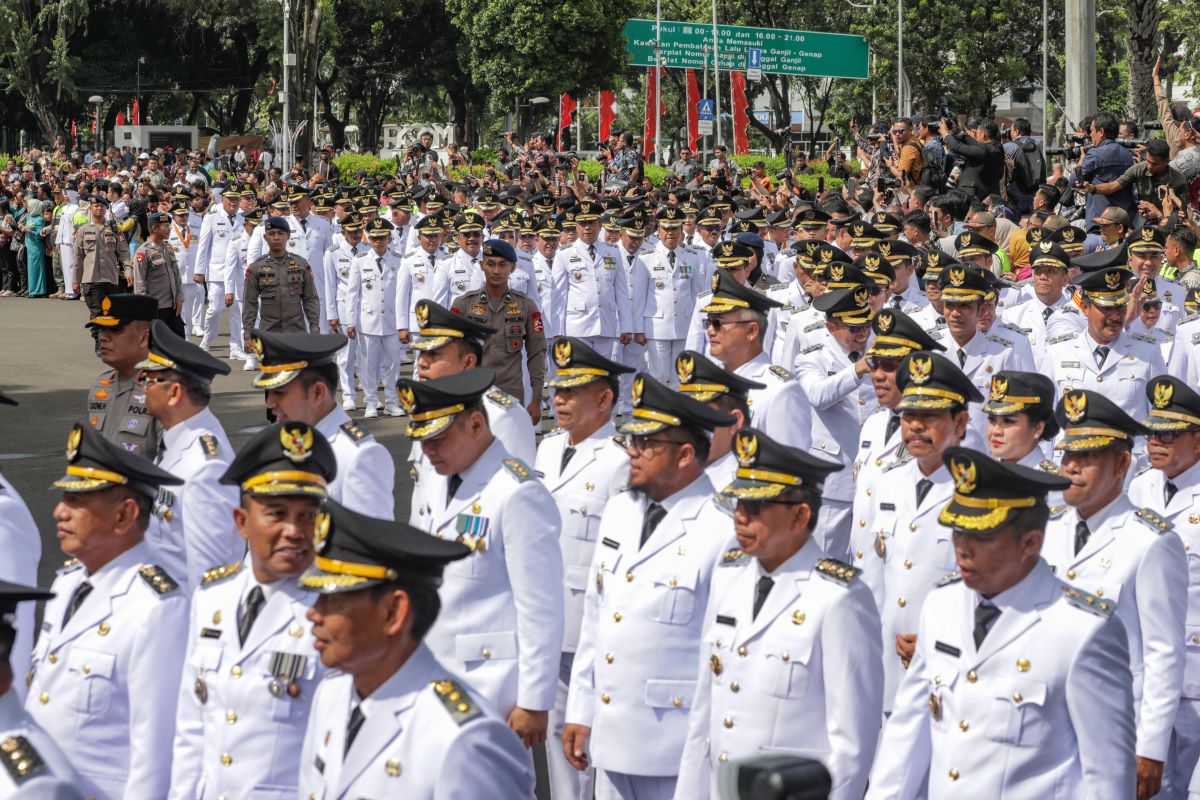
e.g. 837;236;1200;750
242;216;320;342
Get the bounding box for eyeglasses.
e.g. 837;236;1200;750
519;233;536;240
1149;431;1181;444
699;225;722;233
891;129;908;136
627;435;686;453
867;356;902;372
838;321;872;333
704;317;755;331
736;498;805;516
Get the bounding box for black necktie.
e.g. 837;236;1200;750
957;348;967;368
936;315;946;325
447;474;463;503
1166;480;1179;506
668;250;676;269
560;446;576;473
588;244;596;261
885;413;901;442
1094;345;1110;368
62;580;93;627
628;253;635;267
429;254;436;270
1074;520;1091;555
229;214;235;227
891;294;903;308
376;256;383;272
973;600;1001;648
641;503;667;548
1042;305;1054;323
848;350;860;363
915;478;933;507
237;585;265;646
345;704;365;755
300;217;308;232
752;576;775;620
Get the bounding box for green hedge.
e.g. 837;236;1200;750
333;153;400;180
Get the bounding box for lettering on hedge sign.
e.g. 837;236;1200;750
623;19;869;80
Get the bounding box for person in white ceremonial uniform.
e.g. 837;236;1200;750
1128;377;1200;799
254;330;396;519
0;390;41;706
869;351;982;713
136;320;238;590
1043;388;1187;800
563;373;736;800
168;202;204;337
775;251;882;371
432;211;486;300
220;202;262;371
795;286;881;560
867;447;1137;799
1127;225;1188;330
675;349;764;494
346;218;404;418
27;424;189;800
633;206;707;386
685;241;779;358
848;309;947;606
297;499;535;799
385;189;414;257
1044;262;1166;426
536;337;634;800
169;422;336;800
324;211;367;408
551;200;634;369
0;581;86;799
611;213;649;413
195;187;245;356
529;219;561;334
287;187;333;332
1000;243;1086;354
702;266;813;451
674;427;881;800
877;239;930;315
395;214;452;379
398;368;563;748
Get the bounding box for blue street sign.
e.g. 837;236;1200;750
748;48;762;69
698;99;715;120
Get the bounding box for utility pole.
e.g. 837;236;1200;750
281;0;291;173
712;0;721;149
1064;0;1096;126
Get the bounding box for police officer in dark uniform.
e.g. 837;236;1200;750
85;294;162;459
74;195;133;350
450;239;546;422
133;211;185;336
242;216;320;342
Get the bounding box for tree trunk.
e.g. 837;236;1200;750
1126;0;1158;120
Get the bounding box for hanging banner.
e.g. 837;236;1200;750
730;71;750;155
557;93;577;150
685;69;701;153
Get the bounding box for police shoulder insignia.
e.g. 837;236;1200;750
1134;507;1173;533
199;433;220;459
486;388;516;407
611;434;628;450
138;564;181;594
815;558;860;585
722;548;748;565
768;365;793;381
697;290;712;299
1062;585;1115;616
432;679;483;725
803;320;825;332
1045;333;1076;345
937;572;963;587
1049;505;1068;520
1001;321;1031;335
60;558;82;572
1130;332;1157;344
1038;459;1060;475
0;735;46;784
986;333;1014;348
801;343;824;354
340;420;369;443
202;561;243;586
502;457;533;482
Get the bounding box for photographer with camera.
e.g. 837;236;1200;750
605;132;641;188
1078;138;1188;223
851;120;891;189
940;116;1005;200
1070;112;1136;222
1003;118;1045;216
886;117;924;192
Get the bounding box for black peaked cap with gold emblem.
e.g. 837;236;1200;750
546;337;634;389
848;221;885;249
675;350;764;402
1127;224;1167;253
54;422;182;497
812;286;876;326
938;447;1070;534
872;238;920;264
85;293;158;329
299;499;470;594
618;372;735;436
919;249;960;284
867;308;945;358
896;351;984;412
869;211;903;234
718;427;842;500
250;329;348;390
1143;376;1200;433
937;264;991;302
1055;389;1148;451
701;270;784;314
138;320;232;383
852;252;896;282
710;241;755;269
983;371;1059;439
1075;267;1135;308
410;300;498;351
397;368;495;440
824;261;887;289
1070;242;1127;274
218;421;336;497
954;230;999;258
1030;242;1072;270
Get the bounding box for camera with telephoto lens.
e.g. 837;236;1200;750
1045;145;1082;160
555;152;577;162
1116;137;1147;148
1141;121;1164;130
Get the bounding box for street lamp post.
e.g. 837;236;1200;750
281;0;291;174
88;95;103;152
136;56;145;123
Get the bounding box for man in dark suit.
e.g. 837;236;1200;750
941;117;1006;200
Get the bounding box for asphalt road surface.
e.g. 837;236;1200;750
0;295;552;797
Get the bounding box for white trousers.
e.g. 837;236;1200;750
359;333;402;407
813;499;853;562
644;339;684;387
595;770;676;800
548;653;594;800
336;338;359;403
202;281;245;352
183;283;204;334
59;245;75;292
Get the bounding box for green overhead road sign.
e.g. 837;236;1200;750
624;19;870;80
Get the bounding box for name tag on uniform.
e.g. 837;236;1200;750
934;641;961;657
715;615;737;626
860;440;872;448
880;502;896;511
314;755;325;774
1061;361;1080;369
602;537;620;549
200;627;222;639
